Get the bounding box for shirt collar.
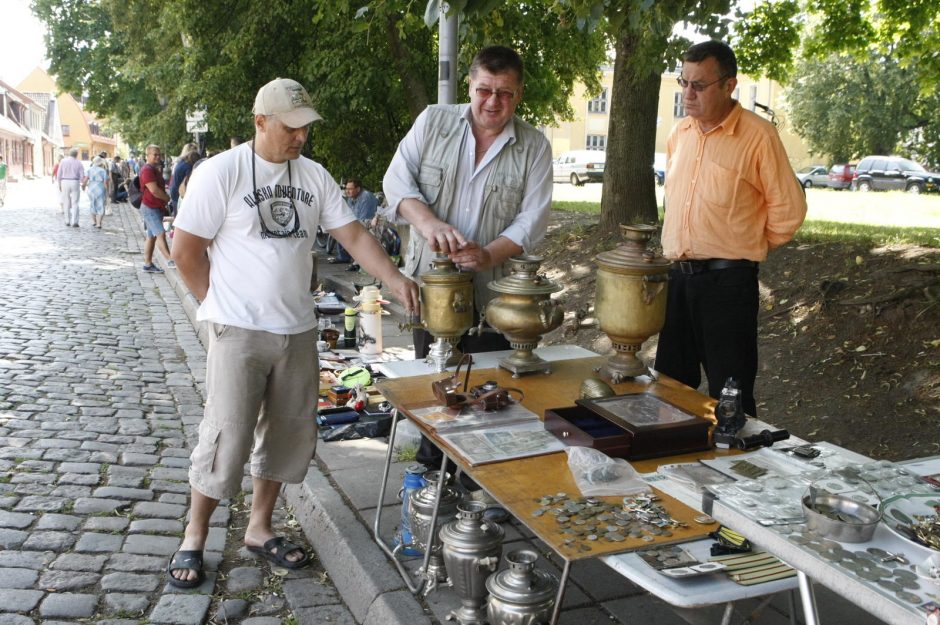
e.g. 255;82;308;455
459;104;518;144
681;100;742;136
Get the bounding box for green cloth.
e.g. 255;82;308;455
0;163;7;180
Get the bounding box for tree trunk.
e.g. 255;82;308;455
385;13;431;121
601;28;661;232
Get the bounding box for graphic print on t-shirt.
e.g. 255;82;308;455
243;183;315;240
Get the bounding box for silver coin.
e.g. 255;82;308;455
895;591;921;604
894;570;918;582
641;535;654;542
896;578;920;590
556;515;570;523
877;579;902;591
587;534;598;541
857;568;881;581
867;547;889;558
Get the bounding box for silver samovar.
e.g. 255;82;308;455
594;224;670;382
485;549;558;625
408;470;465;593
420;254;475;371
440;501;505;625
479;256;564;377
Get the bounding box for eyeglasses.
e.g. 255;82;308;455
251;141;301;239
474;87;516;101
676;75;727;92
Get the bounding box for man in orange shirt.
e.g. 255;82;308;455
656;40;806;416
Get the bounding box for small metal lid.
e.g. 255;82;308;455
486;549;557;604
595;224;670;273
421;253;474;286
487;255;562;295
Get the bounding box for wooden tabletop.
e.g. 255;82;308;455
377;356;735;561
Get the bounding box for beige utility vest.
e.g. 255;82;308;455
403;105;543;310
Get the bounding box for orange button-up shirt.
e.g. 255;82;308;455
662;102;806;262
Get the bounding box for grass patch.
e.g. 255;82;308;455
553;200;600;214
795;220;940;246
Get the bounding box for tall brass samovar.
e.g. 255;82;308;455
420;253;475;371
594;224;670;382
480;256;564;377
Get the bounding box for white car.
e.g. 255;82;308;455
552;150;605;186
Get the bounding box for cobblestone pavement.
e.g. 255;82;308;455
0;179;356;625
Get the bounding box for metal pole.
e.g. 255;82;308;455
437;1;458;105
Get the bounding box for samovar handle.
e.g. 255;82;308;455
641;274;668;305
468;307;486;337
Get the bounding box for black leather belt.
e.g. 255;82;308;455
673;259;758;274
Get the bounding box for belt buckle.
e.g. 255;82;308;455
678;260;696;275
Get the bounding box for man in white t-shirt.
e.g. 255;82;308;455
167;78;419;588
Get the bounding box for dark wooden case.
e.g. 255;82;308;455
544;393;711;460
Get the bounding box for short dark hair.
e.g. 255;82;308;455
345;178;362;188
470;46;524;85
683;40;737;78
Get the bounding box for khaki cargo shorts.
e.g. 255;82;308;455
189;322;319;500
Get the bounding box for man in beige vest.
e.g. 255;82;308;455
383;45;553;519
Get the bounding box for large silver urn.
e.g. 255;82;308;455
486;550;558;625
408;471;465;592
440;501;505;625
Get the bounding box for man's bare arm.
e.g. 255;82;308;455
171;228;212;301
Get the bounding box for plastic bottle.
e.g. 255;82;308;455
356;286;384;355
343;307;358;348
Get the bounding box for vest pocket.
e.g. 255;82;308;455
418;163;444;207
493;185;523;222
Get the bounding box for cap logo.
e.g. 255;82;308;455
287;85;311;108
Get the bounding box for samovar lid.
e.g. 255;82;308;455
485;549;557;604
487;255;562;295
439;501;505;548
421;253;474;286
595;224;670;271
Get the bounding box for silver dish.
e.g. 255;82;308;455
802;494;881;543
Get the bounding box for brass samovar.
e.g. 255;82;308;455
420;253;475;371
479;256;564;377
594;224;670;382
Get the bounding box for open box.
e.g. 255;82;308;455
544;393;712;460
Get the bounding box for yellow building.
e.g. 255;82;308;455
18;67;116;162
545;65;812;169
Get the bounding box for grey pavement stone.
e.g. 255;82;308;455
0;550;53;569
50;553;108;572
100;572;161;592
149;593;212;625
106;553;166;572
161;456;191;468
123;533;179;556
12;495;64;512
75;531;125;552
0;613;33;625
92;486;153;501
295;604;357;625
245;593;285;615
0;589;43;612
37;570;100;591
149;480;190;494
102;592;150;616
132;501;186;518
208;505;230;526
57;462;99;474
0;511;34;529
205;526;226;552
128;518;183;534
158;493;188;505
242;618;282;625
38;592;97;618
214;599;248;621
34;514;81;531
20;531;76;552
150;467;189;481
83;516;129;532
225;566;264;593
49;484;93;499
71;497;128;514
362;590;433;625
56;473;100;486
282;577;341;607
0;567;39;589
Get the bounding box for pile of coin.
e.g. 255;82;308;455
636;545;699;570
530;492;685;553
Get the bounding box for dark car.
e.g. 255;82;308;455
853;156;940;194
796;165;829;188
827;164;855;190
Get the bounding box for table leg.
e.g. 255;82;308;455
787;590;798;625
719;602;734;625
797;571;820;625
371;409;425;594
549;559;571;625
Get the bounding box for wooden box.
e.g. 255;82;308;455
544;392;711;460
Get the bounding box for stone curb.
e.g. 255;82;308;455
136;211;424;625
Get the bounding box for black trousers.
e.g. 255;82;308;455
654;265;759;416
413;323;510;485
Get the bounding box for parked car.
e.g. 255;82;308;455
552;150;605;186
653;152;666;186
796;165;829;188
827;164;856;190
852;155;940;194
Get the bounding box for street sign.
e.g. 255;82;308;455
186;109;208;133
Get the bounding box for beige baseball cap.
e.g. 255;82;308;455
253;78;322;127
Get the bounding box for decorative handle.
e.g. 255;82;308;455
538;299;560;330
451;291;469;314
642;274;668;305
468;308;486;337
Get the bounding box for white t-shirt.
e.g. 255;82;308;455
175;143;355;334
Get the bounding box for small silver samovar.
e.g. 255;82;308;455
480;256;564;376
594;224;670;382
440;501;505;625
486;549;558;625
408;470;465;593
420;253;475;371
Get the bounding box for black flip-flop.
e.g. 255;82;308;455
246;536;310;569
167;549;205;589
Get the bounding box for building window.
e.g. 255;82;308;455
673;92;685;118
586;135;606;150
62;125;70;136
588;89;608;114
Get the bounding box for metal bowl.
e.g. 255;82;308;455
802;494;882;543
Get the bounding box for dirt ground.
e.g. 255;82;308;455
535;211;940;462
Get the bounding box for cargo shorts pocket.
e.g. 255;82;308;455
191;421;222;476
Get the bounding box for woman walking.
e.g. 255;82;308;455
86;156;111;229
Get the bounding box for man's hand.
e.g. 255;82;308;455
447;241;493;272
386;272;421;319
420;219;468;255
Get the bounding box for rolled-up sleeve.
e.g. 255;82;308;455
382;109;430;223
761;135;807;250
498;138;553;251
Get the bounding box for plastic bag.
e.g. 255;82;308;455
565;446;651;497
